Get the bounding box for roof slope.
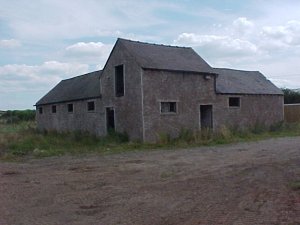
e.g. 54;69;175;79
215;68;283;95
36;70;102;105
118;38;214;74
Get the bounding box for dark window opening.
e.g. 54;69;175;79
229;97;240;107
87;101;95;111
67;103;73;113
39;107;43;114
115;65;124;97
52;105;56;113
161;102;177;113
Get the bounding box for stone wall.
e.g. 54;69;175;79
142;69;284;142
36;41;144;141
142;69;217;142
99;41;144;141
214;94;284;130
36;98;105;135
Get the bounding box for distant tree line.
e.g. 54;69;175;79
0;110;35;123
282;88;300;104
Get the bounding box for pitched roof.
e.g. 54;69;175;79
36;70;102;105
118;38;214;74
214;68;283;95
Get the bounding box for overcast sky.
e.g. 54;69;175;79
1;0;300;110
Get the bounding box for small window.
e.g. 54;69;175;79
115;65;124;97
38;107;43;114
52;105;56;113
87;101;95;111
161;102;177;113
67;103;73;113
229;97;240;107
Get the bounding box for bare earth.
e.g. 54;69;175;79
1;137;300;225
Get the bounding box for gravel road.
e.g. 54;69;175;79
1;137;300;225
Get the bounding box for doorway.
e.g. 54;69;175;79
106;107;115;132
200;105;213;129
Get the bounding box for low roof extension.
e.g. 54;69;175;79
215;68;283;95
36;70;102;106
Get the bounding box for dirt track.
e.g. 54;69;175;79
1;137;300;225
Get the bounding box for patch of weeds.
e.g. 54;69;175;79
288;180;300;191
160;170;176;179
2;120;300;160
107;129;129;143
158;132;171;144
0;123;132;160
251;121;267;134
269;121;285;132
177;128;194;143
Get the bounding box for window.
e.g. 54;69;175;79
38;107;43;114
115;65;124;97
229;97;240;107
67;103;73;113
52;105;56;113
161;102;177;113
87;101;95;111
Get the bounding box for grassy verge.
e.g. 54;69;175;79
1;121;300;161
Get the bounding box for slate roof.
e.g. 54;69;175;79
36;70;102;105
118;38;215;74
214;68;283;95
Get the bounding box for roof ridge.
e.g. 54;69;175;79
62;70;102;81
214;67;259;73
118;38;191;49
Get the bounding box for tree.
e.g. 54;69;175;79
281;88;300;104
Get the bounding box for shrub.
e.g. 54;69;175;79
1;110;35;124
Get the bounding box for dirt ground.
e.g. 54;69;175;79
0;137;300;225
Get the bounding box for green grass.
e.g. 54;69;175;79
1;121;300;161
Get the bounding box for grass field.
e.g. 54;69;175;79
1;121;300;160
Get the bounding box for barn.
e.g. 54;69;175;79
36;38;283;142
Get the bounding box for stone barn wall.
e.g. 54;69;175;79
36;98;105;136
214;95;284;130
142;69;217;143
100;41;144;141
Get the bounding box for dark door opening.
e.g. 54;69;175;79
106;107;115;132
200;105;213;130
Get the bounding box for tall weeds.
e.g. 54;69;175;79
1;121;300;160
